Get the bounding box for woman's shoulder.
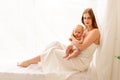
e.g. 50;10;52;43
90;28;100;44
91;28;99;32
84;28;100;38
90;28;100;35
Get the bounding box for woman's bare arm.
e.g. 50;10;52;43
72;29;100;51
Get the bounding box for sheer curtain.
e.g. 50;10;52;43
0;0;98;64
95;0;120;80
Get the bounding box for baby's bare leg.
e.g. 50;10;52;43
18;55;41;67
63;47;73;58
66;49;80;60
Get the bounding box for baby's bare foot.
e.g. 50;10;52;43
63;54;69;58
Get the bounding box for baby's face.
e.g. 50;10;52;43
73;26;83;39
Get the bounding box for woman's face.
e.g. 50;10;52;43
83;13;92;27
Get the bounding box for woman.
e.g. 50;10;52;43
18;8;100;75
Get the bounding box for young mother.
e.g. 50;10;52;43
18;8;100;73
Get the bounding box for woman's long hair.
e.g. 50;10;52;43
81;8;98;28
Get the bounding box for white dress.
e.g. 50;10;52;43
40;41;98;80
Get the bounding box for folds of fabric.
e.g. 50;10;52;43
95;0;120;80
40;41;98;80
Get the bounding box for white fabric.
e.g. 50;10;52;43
82;0;120;80
95;0;120;80
40;41;98;80
0;0;100;63
0;64;45;80
0;63;88;80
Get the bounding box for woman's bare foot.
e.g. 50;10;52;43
17;55;41;67
17;61;30;67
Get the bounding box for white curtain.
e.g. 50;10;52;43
95;0;120;80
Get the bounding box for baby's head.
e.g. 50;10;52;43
73;24;84;40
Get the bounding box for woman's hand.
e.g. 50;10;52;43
71;35;80;41
71;38;80;46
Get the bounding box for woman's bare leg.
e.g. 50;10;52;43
18;55;41;67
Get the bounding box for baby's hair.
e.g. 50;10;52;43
75;24;84;31
72;24;84;36
77;24;83;27
76;24;83;27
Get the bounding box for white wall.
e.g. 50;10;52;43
0;0;104;64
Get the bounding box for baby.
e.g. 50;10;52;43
64;24;84;60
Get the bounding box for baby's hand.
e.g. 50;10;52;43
69;38;72;41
